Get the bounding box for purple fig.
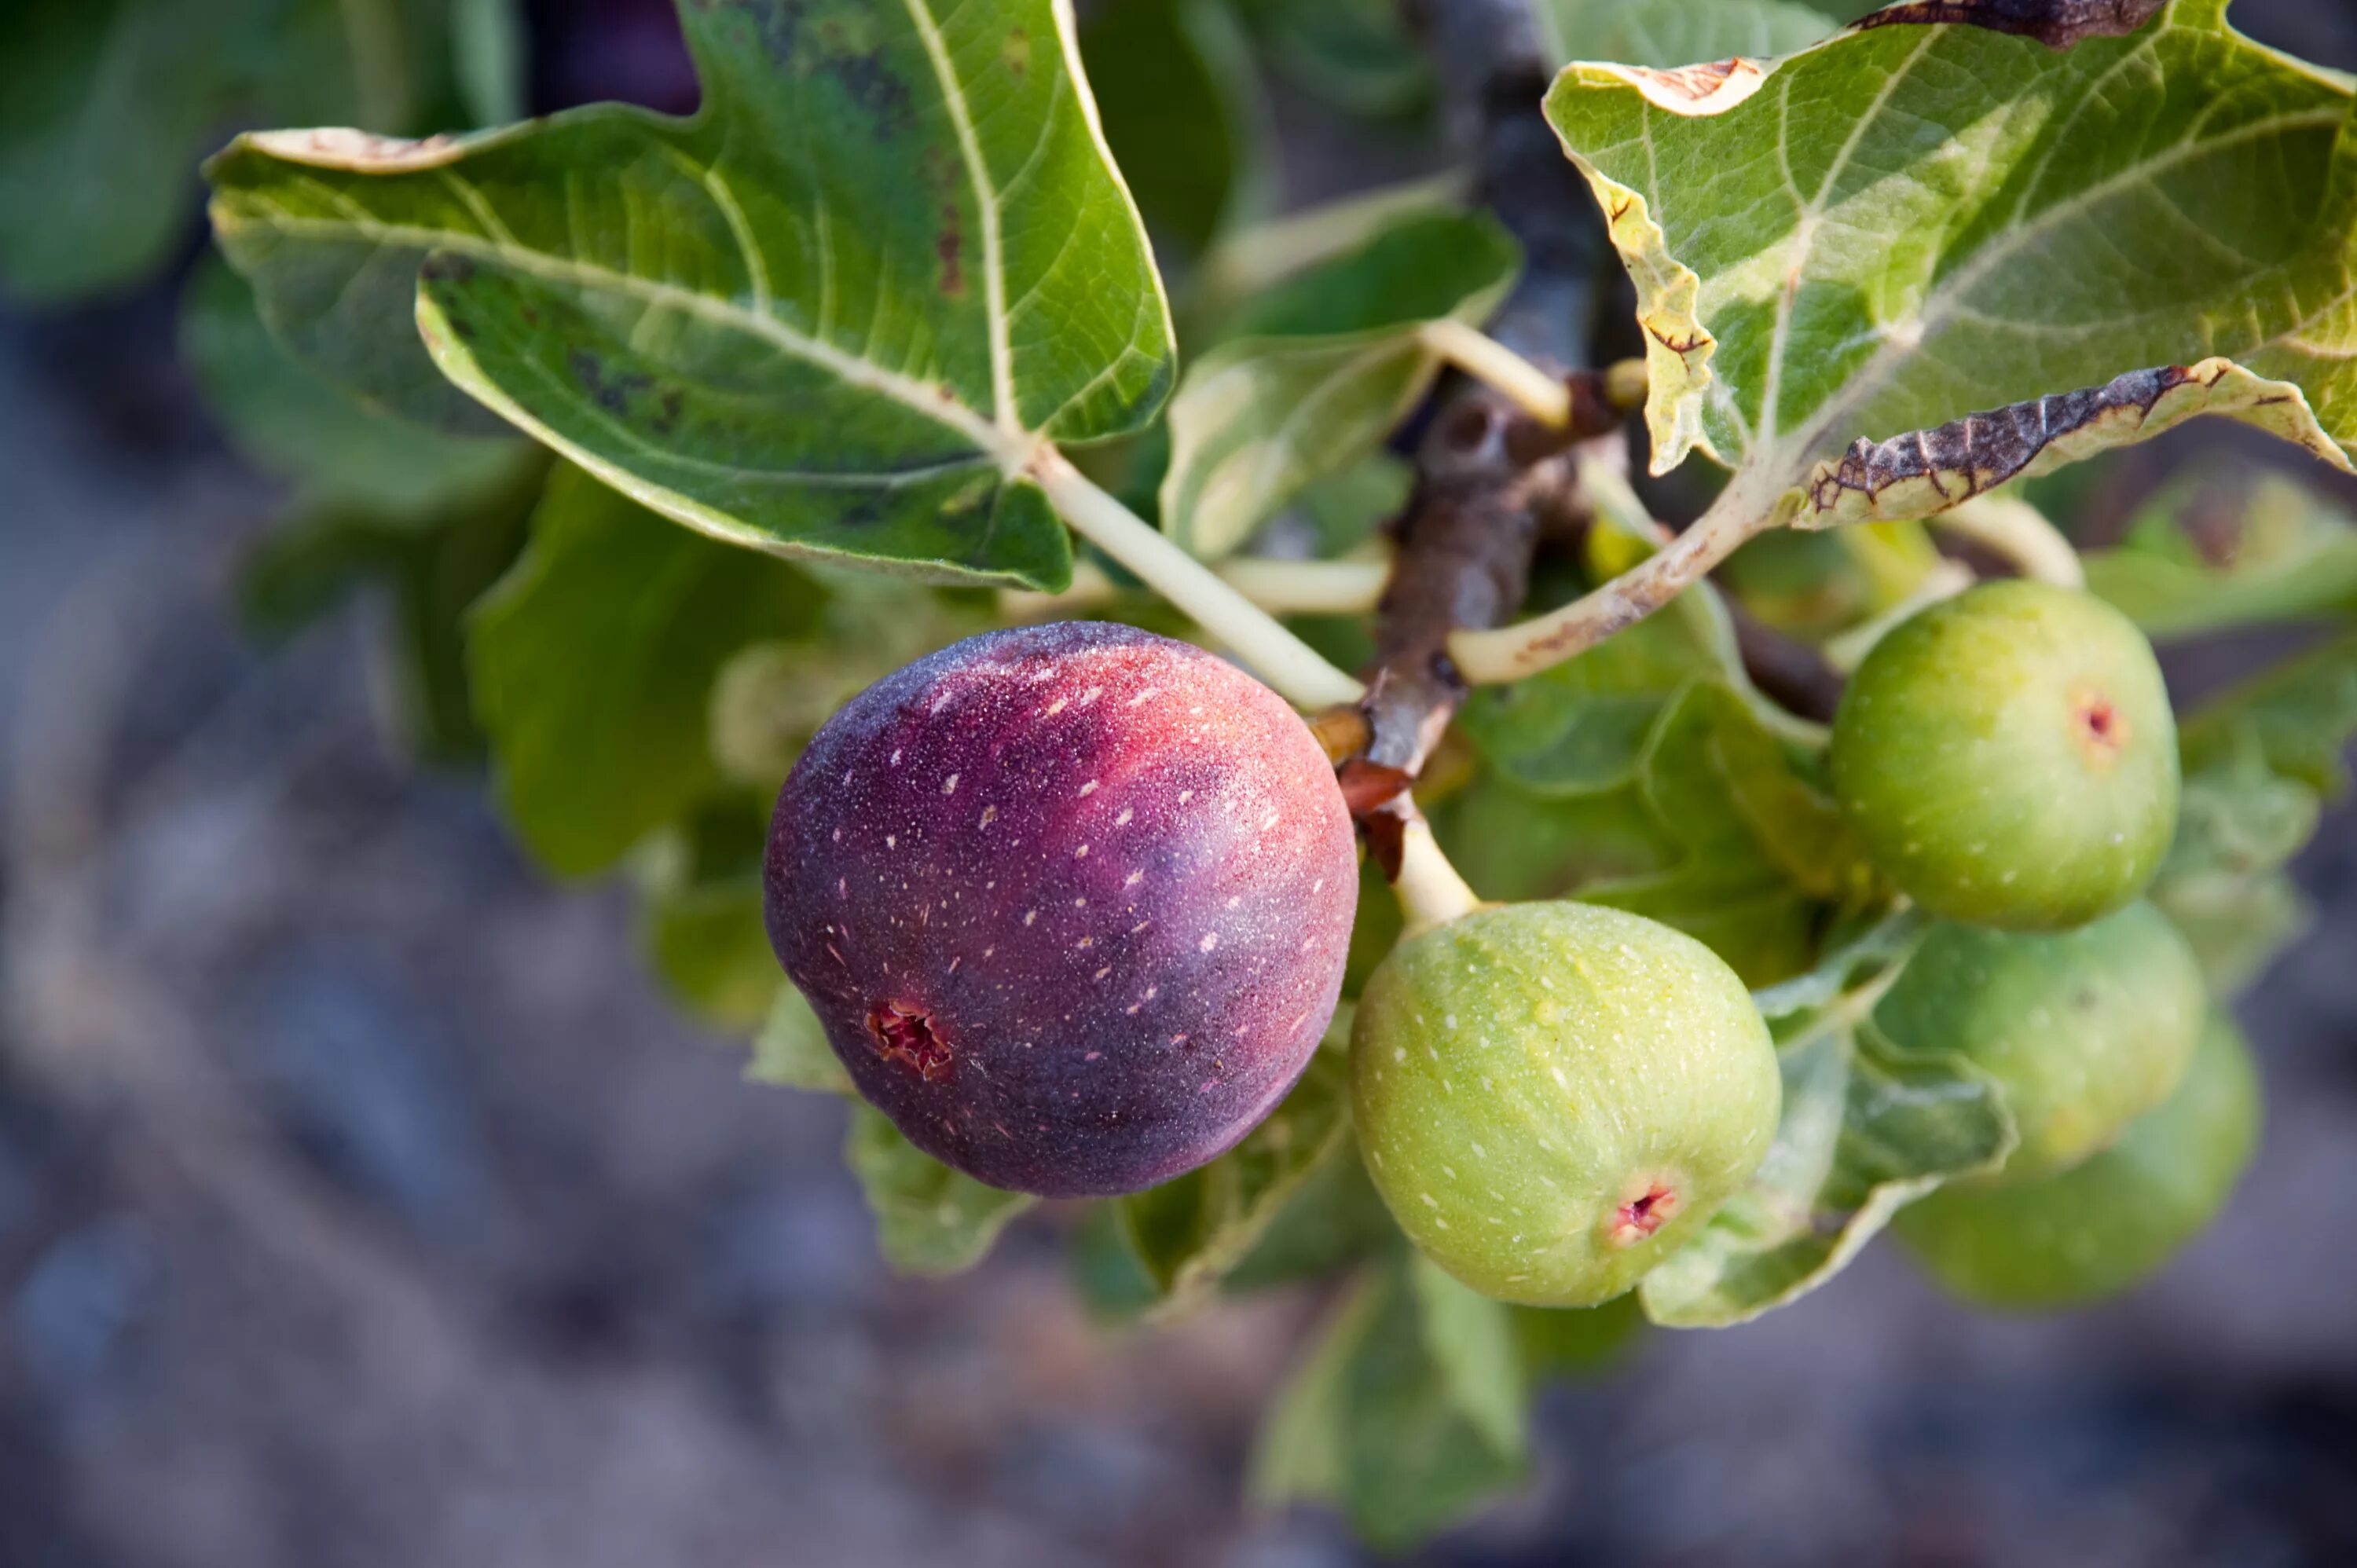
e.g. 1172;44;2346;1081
764;622;1358;1196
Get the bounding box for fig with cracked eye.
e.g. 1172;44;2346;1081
1351;901;1780;1307
1873;903;2206;1185
1830;580;2178;930
763;622;1359;1198
1893;1009;2259;1309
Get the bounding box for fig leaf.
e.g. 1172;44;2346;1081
470;465;825;876
1250;1259;1528;1553
1637;952;2016;1328
207;0;1178;591
1547;0;2357;507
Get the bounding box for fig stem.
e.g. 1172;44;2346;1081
1418;320;1573;427
1391;807;1484;936
1030;450;1368;709
1929;496;2087;588
1002;554;1391;620
1449;463;1788;685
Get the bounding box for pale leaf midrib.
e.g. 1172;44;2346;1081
901;0;1018;434
225;200;1022;459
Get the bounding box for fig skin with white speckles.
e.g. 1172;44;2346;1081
1352;902;1780;1307
764;622;1358;1197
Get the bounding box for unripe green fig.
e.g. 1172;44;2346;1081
1893;1009;2260;1310
1873;903;2205;1184
1831;581;2178;929
1351;902;1780;1306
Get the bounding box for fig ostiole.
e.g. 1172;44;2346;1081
764;622;1358;1198
1894;1008;2261;1310
1873;903;2207;1185
1831;581;2178;931
1351;901;1780;1308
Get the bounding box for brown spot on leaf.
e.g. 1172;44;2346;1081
1806;365;2197;521
1853;0;2166;49
1621;57;1768;114
937;201;965;297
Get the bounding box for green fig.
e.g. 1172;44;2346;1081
1894;1009;2260;1310
1874;903;2206;1184
1351;902;1780;1307
1831;581;2178;930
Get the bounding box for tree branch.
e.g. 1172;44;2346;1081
1356;0;1611;789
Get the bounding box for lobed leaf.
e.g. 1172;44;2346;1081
1546;0;2357;503
845;1104;1035;1275
1159;210;1521;559
208;0;1178;591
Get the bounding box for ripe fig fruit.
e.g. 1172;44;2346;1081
1893;1009;2260;1310
1873;903;2205;1184
1351;902;1780;1306
764;622;1358;1198
1830;581;2178;930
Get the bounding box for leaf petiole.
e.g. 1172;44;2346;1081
1031;450;1367;709
1448;464;1789;684
1928;496;2084;588
1416;320;1571;427
1003;553;1391;620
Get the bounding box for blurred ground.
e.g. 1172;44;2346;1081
6;4;2357;1564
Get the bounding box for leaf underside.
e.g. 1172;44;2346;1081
207;0;1177;591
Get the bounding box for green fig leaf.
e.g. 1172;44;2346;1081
207;0;1177;592
1084;0;1270;259
2154;641;2357;987
750;986;855;1095
2179;628;2357;796
1532;0;1835;71
1159;211;1520;559
1547;0;2357;511
1116;1050;1353;1313
1637;1006;2016;1328
1232;0;1431;121
2085;471;2357;635
845;1104;1036;1275
1249;1261;1528;1553
469;465;825;877
4;0;461;302
184;251;526;515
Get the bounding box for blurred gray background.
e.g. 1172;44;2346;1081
5;3;2357;1564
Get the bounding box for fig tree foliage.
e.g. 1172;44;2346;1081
19;0;2336;1545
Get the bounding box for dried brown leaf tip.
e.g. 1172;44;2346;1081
1854;0;2168;49
1798;359;2347;528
